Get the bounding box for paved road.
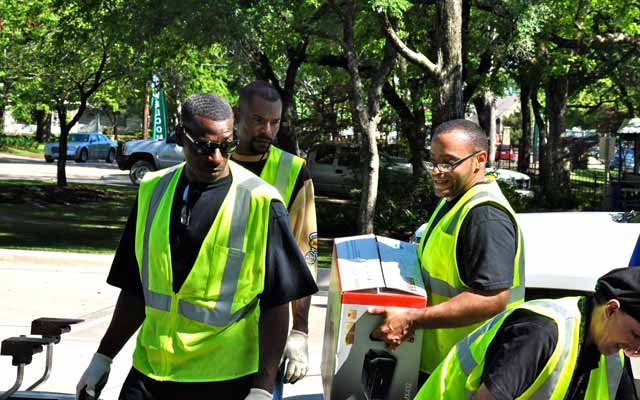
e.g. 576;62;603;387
0;249;327;399
0;152;132;187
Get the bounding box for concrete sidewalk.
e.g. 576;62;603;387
0;249;327;399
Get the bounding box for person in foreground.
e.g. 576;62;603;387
232;80;318;399
75;93;317;400
370;119;525;384
416;266;640;399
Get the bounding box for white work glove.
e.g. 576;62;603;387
76;352;112;399
243;388;273;399
282;329;309;384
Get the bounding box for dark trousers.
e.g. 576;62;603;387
119;367;252;400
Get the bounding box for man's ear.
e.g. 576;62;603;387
477;150;488;164
605;299;622;320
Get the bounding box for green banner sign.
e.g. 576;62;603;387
150;76;167;140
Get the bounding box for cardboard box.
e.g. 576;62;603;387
321;234;426;400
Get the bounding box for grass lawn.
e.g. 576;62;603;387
317;238;333;269
571;166;620;184
0;179;343;264
0;180;135;253
1;145;44;158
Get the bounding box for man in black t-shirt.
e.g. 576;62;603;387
416;267;640;400
75;93;317;400
370;119;524;381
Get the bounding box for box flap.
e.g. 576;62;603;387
376;236;426;297
334;234;385;292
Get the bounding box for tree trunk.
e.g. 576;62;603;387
343;0;378;234
0;104;4;135
544;76;571;204
474;92;496;167
112;112;120;140
382;81;428;178
518;70;532;172
34;110;52;143
410;108;428;177
56;105;69;187
531;88;549;194
433;0;464;127
143;90;150;139
277;91;299;155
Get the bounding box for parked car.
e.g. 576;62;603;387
495;144;516;162
116;132;183;184
411;211;640;297
306;142;412;197
486;167;533;198
44;132;117;163
610;146;635;171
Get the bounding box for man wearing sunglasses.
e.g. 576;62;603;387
370;119;524;386
76;93;318;400
231;81;318;400
416;267;639;400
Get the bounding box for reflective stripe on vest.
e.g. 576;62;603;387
522;300;578;400
274;152;293;199
604;353;624;398
261;146;304;207
418;179;525;374
141;167;264;326
416;298;624;400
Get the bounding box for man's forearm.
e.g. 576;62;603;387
291;296;311;334
97;290;146;359
254;303;289;392
413;289;510;329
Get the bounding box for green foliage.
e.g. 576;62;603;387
370;0;412;17
375;174;438;240
494;178;531;212
0;134;40;151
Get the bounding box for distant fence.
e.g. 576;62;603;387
493;159;629;211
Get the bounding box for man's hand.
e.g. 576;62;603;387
76;353;112;399
244;388;273;399
368;306;416;351
282;329;309;384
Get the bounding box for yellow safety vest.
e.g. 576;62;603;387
415;297;625;399
259;145;305;207
417;178;525;373
133;161;282;382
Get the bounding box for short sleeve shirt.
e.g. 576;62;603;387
421;182;516;291
107;169;318;309
483;297;638;400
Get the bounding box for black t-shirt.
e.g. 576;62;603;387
421;183;516;290
107;170;318;309
230;155;310;211
483;297;638;400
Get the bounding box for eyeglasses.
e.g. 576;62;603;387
183;129;239;157
426;151;480;173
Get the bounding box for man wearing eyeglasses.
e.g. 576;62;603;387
231;80;318;400
76;93;318;400
370;119;524;386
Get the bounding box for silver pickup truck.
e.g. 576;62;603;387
116;133;184;184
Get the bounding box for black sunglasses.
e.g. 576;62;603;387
183;129;239;156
